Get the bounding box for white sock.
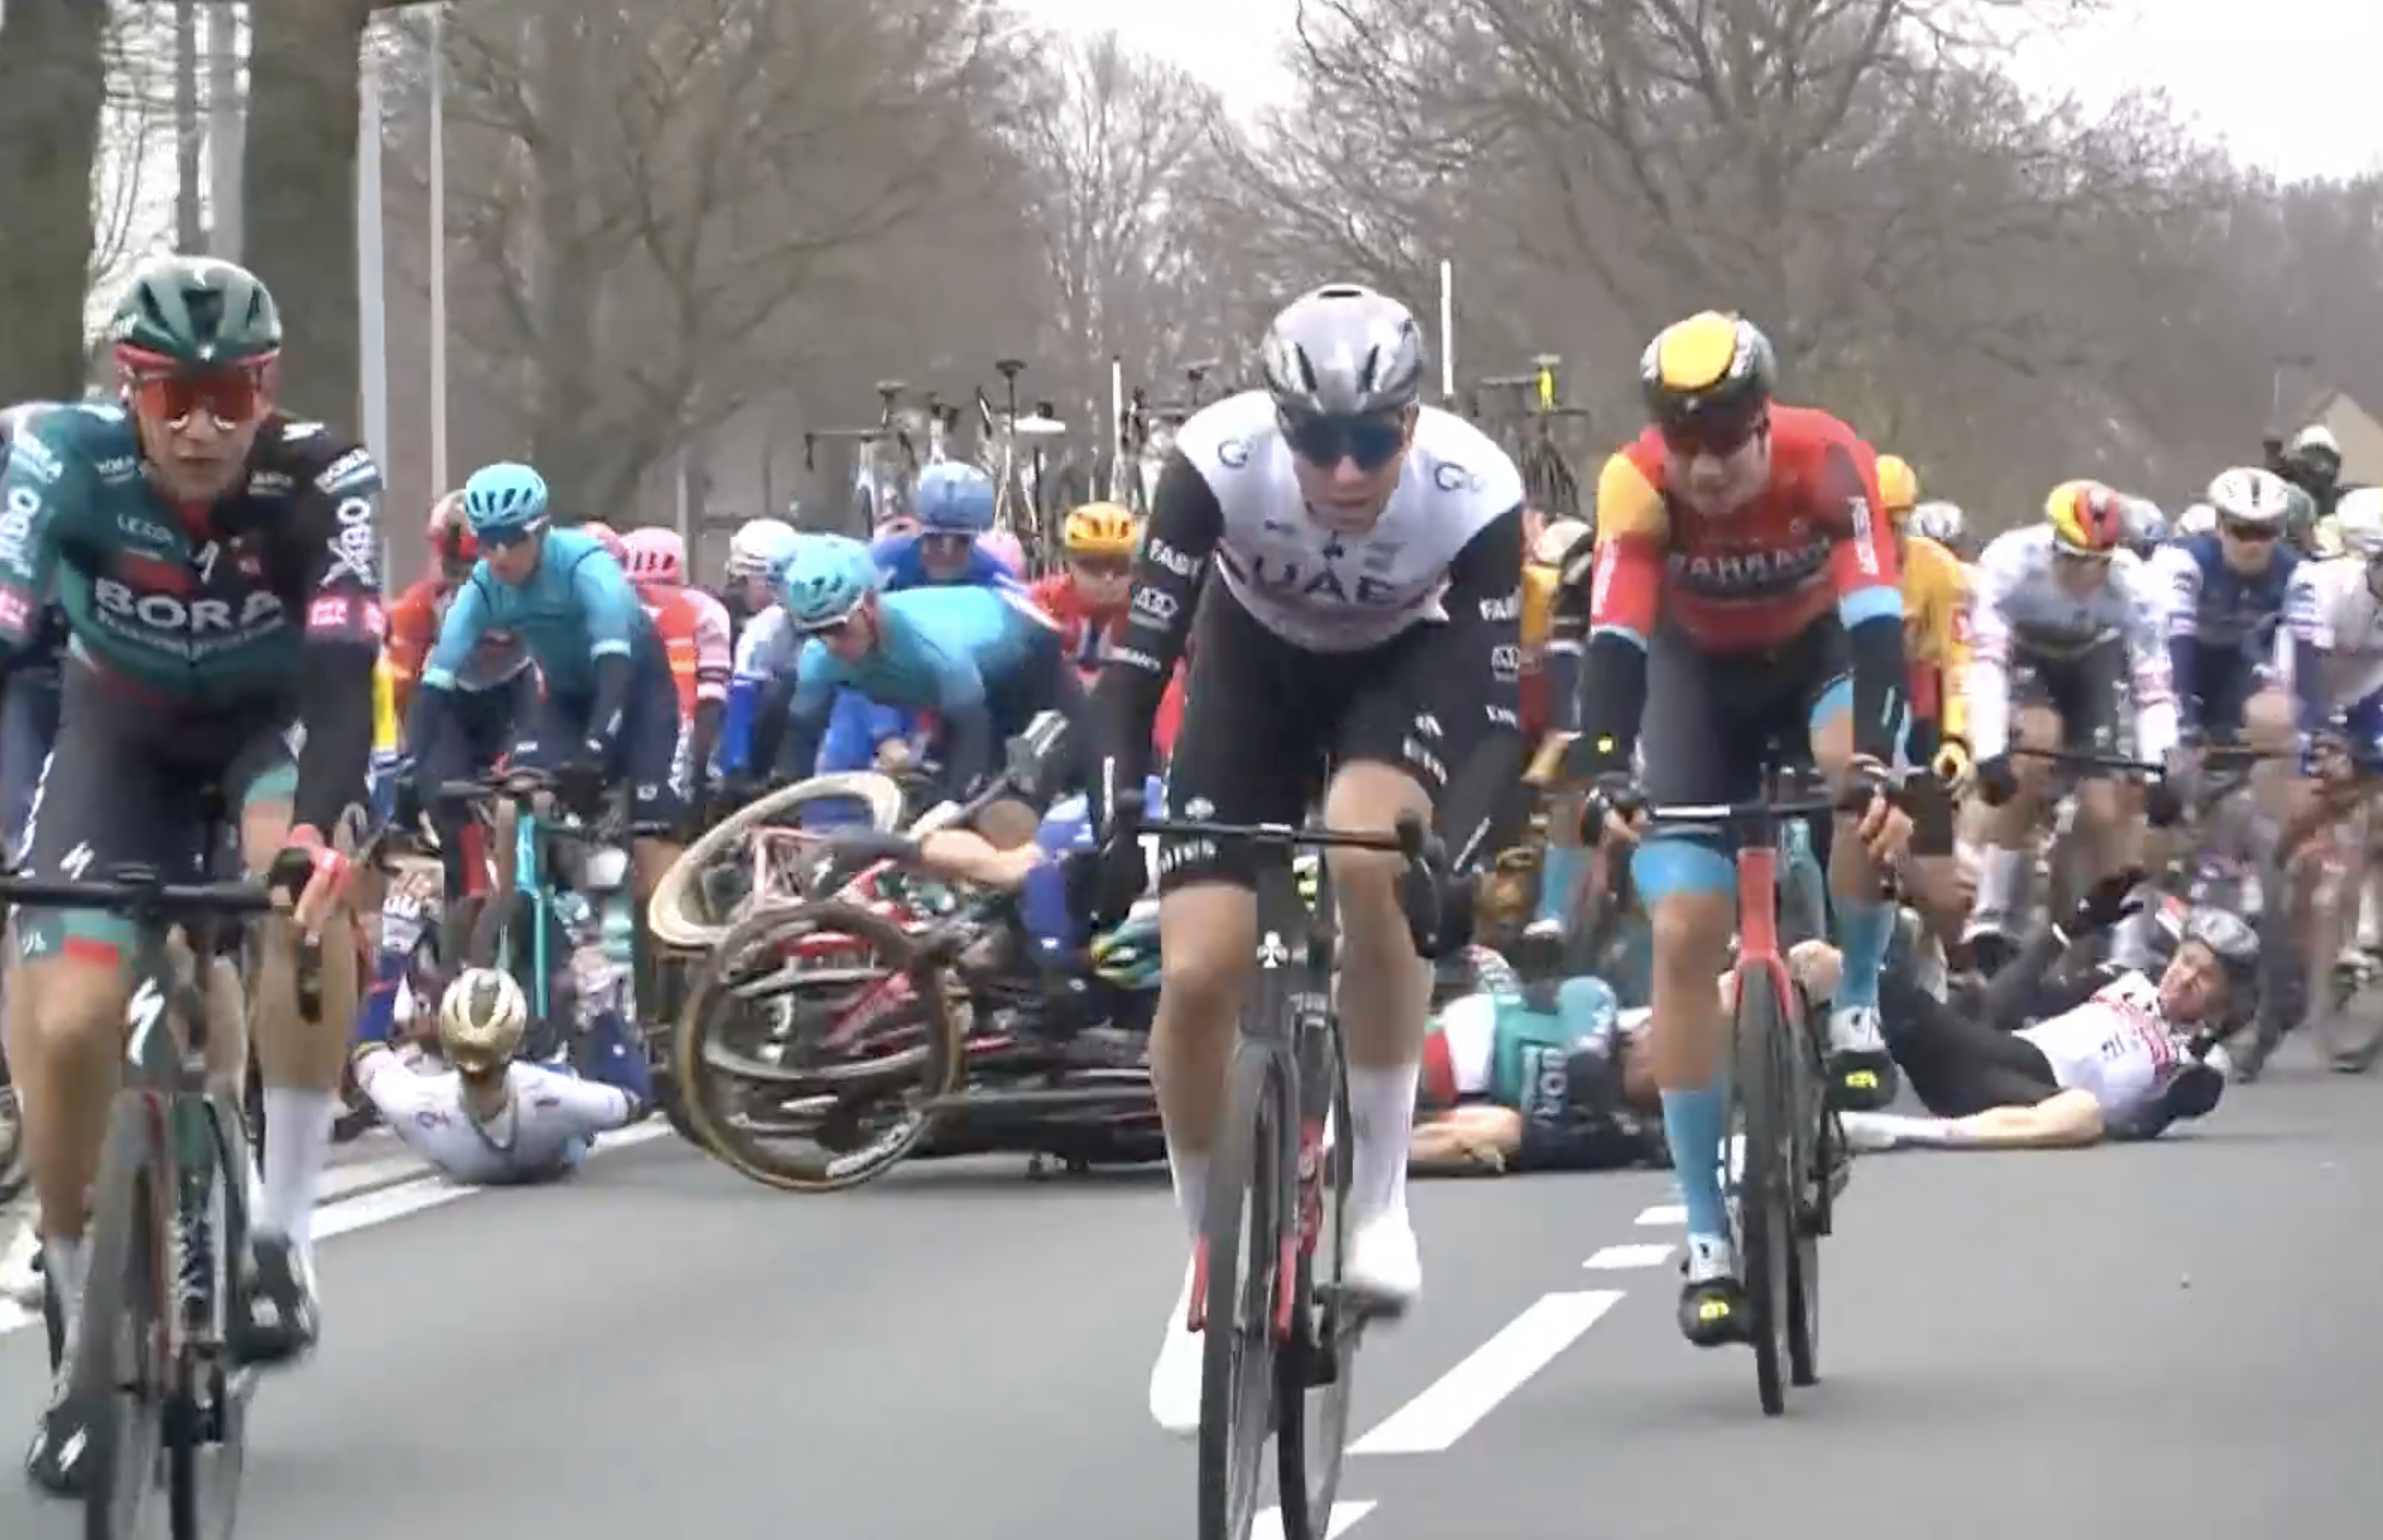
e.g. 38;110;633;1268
1840;1110;1957;1150
1968;846;2029;933
1346;1060;1422;1220
42;1234;86;1344
1166;1146;1209;1239
260;1087;336;1258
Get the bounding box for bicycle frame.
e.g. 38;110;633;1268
512;793;554;1024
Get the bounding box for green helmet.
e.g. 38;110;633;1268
108;255;282;366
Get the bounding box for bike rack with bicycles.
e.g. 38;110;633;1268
1470;354;1590;519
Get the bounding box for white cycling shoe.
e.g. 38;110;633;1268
1148;1260;1203;1437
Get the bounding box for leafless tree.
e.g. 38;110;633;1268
382;0;1033;519
0;0;109;405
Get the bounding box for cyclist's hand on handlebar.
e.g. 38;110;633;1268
269;823;352;937
1931;738;1974;795
1975;753;2018;805
875;738;914;773
1843;755;1912;861
555;747;608;818
1089;766;1147;928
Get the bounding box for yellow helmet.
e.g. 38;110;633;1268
1062;502;1140;559
2044;479;2126;558
1875;454;1919;518
438;967;528;1075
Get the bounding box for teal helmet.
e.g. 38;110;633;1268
777;532;881;630
462;462;549;537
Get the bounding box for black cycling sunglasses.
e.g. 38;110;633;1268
2219;518;2279;543
1281;410;1407;473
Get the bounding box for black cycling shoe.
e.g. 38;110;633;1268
24;1374;89;1496
1828;1046;1899;1111
229;1233;317;1366
1677;1275;1748;1347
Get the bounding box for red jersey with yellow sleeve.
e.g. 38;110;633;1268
1553;404;1908;769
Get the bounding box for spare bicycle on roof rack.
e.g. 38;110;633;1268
802;379;960;532
1115;357;1224;518
1469;353;1591;521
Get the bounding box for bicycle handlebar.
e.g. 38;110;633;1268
0;869;278;916
1139;810;1447;957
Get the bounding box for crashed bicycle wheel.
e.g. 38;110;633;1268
672;898;961;1192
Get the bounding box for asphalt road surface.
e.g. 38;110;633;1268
0;1041;2373;1540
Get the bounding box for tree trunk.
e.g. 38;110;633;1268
0;0;108;404
243;0;380;423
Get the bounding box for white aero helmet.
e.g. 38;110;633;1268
2332;487;2383;557
1532;518;1592;567
438;967;528;1075
2290;423;2342;462
2177;501;2217;538
728;516;801;580
2205;466;2294;529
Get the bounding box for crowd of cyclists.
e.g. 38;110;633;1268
0;250;2371;1505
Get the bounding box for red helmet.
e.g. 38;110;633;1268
427;491;476;568
582;520;628;563
621;527;686;588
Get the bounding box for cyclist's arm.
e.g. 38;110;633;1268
688;588;733;772
1090;451;1213;785
0;415;78;654
930;647;995;793
1964;550;2019;762
1569;453;1666;772
2120;566;2178;763
719;605;793;774
1937;548;1974;747
769;643;841;780
567;549;642;756
536;1064;640;1135
2280;564;2331;739
2147;545;2203;734
289;460;387;840
1824;439;1907;766
1436;502;1527;871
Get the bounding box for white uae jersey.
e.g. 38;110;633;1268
2278;555;2383;712
1168;391;1522;653
353;1049;634;1186
1965;526;2174;762
2015;972;2183;1119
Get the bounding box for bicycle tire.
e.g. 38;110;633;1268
170;1095;254;1540
647;772;907;951
1729;962;1793;1417
76;1093;170;1539
1198;1038;1294;1540
671;900;958;1192
1785;992;1826;1388
1273;1021;1356;1540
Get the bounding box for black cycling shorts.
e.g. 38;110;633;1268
509;640;686;831
1638;616;1849;809
18;658;294;962
410;669;537;785
1879;972;2060;1116
2011;638;2130;757
1158;584;1487;893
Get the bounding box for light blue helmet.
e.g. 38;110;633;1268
461;462;549;536
914;462;995;535
776;532;881;630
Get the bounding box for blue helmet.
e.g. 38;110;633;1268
461;462;549;536
776;532;881;630
914;462;994;535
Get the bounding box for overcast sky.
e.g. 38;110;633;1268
1015;0;2381;184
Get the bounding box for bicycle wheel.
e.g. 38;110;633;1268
76;1094;171;1538
169;1097;254;1540
1727;963;1793;1417
647;772;907;950
1273;1020;1356;1540
1784;992;1827;1388
672;900;959;1191
1198;1038;1295;1540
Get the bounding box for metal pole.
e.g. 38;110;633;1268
429;5;449;493
175;0;205;250
1108;355;1123;502
1438;258;1456;402
206;2;243;257
357;47;390;465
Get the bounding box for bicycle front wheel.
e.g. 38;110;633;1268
77;1095;171;1538
1728;963;1794;1418
1198;1038;1296;1540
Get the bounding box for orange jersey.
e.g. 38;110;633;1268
638;582;733;719
1031;572;1188;760
384;579;444;722
1583;405;1901;654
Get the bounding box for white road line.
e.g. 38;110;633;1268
1254;1500;1376;1540
1583;1243;1673;1271
1634;1204;1685;1227
0;1120;681;1340
1350;1290;1622;1456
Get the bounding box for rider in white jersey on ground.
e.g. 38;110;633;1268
1963;495;2178;957
1080;283;1526;1435
351;969;643;1185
